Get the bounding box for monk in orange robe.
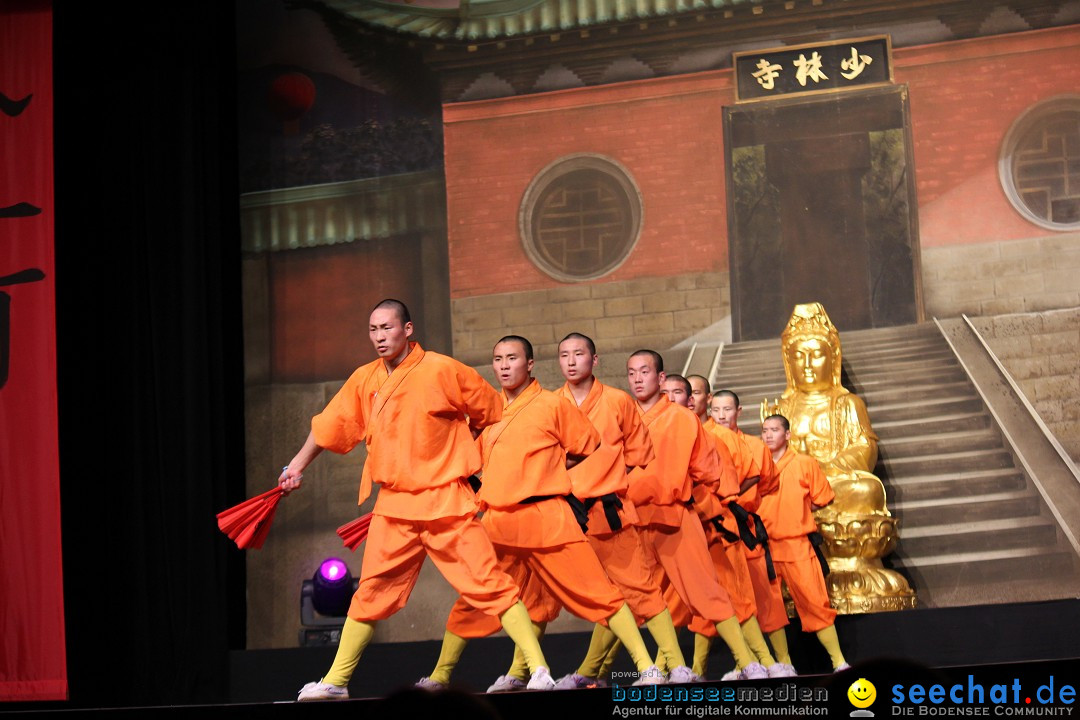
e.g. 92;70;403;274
280;300;550;701
421;336;664;691
760;413;849;672
711;390;793;675
532;333;692;688
618;353;764;681
662;376;777;677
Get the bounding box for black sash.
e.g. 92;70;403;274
808;531;830;577
466;474;482;493
728;502;777;581
583;492;623;533
521;494;590;534
710;515;740;544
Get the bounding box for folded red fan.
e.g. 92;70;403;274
336;512;373;551
216;487;285;550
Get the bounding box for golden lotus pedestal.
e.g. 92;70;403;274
817;511;917;614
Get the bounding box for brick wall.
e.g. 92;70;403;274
452;271;730;365
896;27;1080;247
921;233;1080;318
968;308;1080;463
443;72;734;302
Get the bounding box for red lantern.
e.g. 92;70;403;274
267;71;315;123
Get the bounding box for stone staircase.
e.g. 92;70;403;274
712;322;1080;609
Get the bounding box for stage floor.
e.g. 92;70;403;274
4;599;1079;718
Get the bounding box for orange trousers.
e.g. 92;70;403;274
517;524;669;626
746;550;789;633
686;538;758;635
445;538;626;638
347;513;519;622
774;554;836;633
640;506;736;626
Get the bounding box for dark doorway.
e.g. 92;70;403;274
724;85;923;341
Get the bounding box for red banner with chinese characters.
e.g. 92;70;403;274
0;1;67;701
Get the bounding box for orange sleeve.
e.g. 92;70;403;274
806;457;835;508
689;423;731;521
618;393;655;469
452;361;503;433
311;365;370;454
627;408;691;507
750;436;780;497
708;428;741;500
740;434;762;480
724;429;755;484
558;397;601;458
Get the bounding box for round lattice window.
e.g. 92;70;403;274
519;155;643;282
999;95;1080;231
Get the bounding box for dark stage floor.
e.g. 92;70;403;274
4;599;1079;718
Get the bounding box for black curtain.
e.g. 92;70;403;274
54;2;245;707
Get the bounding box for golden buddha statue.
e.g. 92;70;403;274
764;303;916;614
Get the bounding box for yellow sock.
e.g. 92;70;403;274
769;629;791;665
578;624;618;678
645;609;685;672
607;603;655;673
323;618;375;687
499;601;549;675
715;616;756;670
693;633;713;677
506;621;546;680
741;616;776;667
427;630;468;686
816;625;847;669
597;638;623;679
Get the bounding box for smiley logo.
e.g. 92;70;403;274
847;677;877;709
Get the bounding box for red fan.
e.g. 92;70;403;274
337;512;373;551
216;487;285;550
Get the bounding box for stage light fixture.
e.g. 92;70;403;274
299;557;359;646
311;557;352;616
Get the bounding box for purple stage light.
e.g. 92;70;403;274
311;557;353;617
318;558;348;584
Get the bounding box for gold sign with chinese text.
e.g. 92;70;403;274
733;35;893;103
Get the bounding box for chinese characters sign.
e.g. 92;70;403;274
0;1;67;702
733;36;892;103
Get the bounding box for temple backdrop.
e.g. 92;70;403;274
236;0;1080;651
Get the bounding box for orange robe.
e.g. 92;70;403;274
532;379;668;621
691;422;759;628
310;342;520;622
446;379;629;637
627;395;736;626
735;430;787;633
757;448;837;632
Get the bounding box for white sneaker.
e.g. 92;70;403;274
297;680;348;701
740;662;769;680
526;666;556;691
632;665;666;686
667;666;703;684
767;662;798;678
554;673;608;689
415;676;446;690
834;662;852;673
487;674;528;693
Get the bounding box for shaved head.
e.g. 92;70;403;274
495;335;534;361
372;298;411;325
560;332;596;356
629;349;664;374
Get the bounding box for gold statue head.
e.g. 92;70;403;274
781;303;843;394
